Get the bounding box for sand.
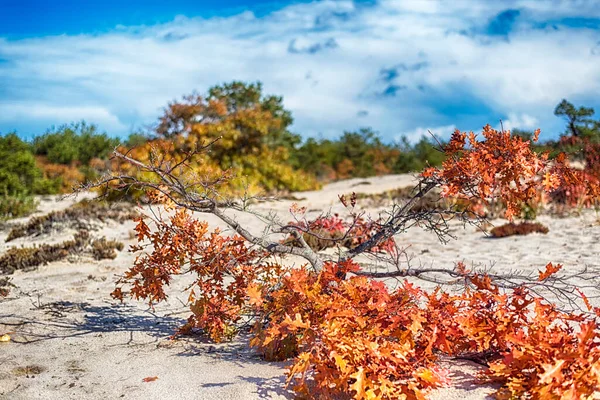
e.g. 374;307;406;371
1;174;599;399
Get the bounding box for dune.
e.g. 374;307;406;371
1;174;599;399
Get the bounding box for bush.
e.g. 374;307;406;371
291;130;446;181
0;230;124;274
0;194;37;220
33;121;120;165
114;82;320;194
283;215;396;253
0;231;90;274
0;133;41;196
90;237;124;260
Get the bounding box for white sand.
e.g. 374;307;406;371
1;174;599;399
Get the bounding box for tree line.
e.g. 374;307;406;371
1;81;599;218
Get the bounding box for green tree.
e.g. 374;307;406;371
124;132;150;148
157;81;301;154
393;136;445;173
554;99;599;140
33;121;120;165
0;133;40;195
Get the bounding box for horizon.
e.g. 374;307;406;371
1;0;599;142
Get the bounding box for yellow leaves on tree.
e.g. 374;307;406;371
146;83;320;194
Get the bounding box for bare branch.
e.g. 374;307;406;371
341;179;438;260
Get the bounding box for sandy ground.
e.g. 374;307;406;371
1;174;599;400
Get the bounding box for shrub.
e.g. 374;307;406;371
110;82;320;195
0;194;37;220
99;124;600;399
0;230;124;274
489;221;549;238
284;215;396;253
34;156;85;194
291;131;446;181
90;237;124;260
32;121;120;165
0;230;90;274
0;133;41;196
6;199;138;241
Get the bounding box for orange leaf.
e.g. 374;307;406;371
538;263;562;281
538;360;565;384
283;313;310;330
576;288;592;311
350;367;366;400
333;354;349;373
542;172;560;191
142;376;159;382
247;284;263;307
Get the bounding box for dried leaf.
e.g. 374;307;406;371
538;262;562;281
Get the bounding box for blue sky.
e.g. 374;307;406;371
0;0;313;38
1;0;600;143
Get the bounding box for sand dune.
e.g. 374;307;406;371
1;174;599;399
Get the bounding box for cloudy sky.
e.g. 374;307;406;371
1;0;600;142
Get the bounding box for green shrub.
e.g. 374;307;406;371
0;194;37;220
0;133;41;195
124;132;151;148
393;136;446;173
292;130;446;181
33;121;120;165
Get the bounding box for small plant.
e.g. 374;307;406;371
0;231;89;274
284;214;396;253
0;276;14;297
0;230;124;274
489;221;549;238
90;237;124;260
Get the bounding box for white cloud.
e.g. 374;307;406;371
0;0;599;142
500;113;539;132
0;103;127;133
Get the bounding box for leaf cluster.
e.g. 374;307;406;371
425;125;600;220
